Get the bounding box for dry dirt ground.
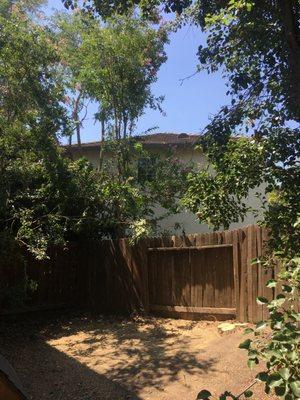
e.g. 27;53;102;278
0;311;277;400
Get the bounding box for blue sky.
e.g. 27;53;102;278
44;0;229;143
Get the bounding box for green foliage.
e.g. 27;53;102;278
79;14;168;138
51;10;94;145
0;3;183;260
182;137;264;230
97;137;191;238
241;256;300;400
0;5;108;258
53;11;168;140
62;0;192;21
0;0;46;17
197;390;212;399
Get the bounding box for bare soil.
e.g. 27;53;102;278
0;311;277;400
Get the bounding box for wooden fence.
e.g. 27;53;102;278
0;225;291;323
148;245;236;320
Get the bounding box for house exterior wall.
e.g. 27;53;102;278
71;145;264;234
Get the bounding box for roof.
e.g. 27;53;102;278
65;133;201;151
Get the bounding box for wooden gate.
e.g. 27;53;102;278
148;244;236;320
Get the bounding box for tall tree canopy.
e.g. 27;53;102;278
0;3;107;258
53;11;168;142
63;1;300;122
0;1;184;258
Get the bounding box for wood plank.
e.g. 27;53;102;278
224;230;234;306
247;226;254;322
232;230;240;318
214;246;234;308
217;231;223;245
149;304;236;315
262;228;274;319
190;249;205;307
147;250;158;306
195;234;202;247
130;239;149;311
148;244;233;251
199;233;206;247
154;250;174;306
202;248;215;308
256;227;263;321
239;228;248;322
211;232;218;245
172;250;191;306
187;234;196;246
213;247;222;308
250;226;259;322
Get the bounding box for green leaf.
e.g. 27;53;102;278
289;312;300;321
246;2;254;12
282;284;292;293
256;321;267;330
239;339;252;349
274;385;286;396
244;327;254;334
276;293;286;300
197;390;212;399
247;359;257;369
268;374;283;389
287;351;297;361
256;372;268;382
275;297;286;307
278;368;290;381
257;296;269;305
244;390;253;398
273;333;289;342
290;381;300;397
266;279;277;288
272;320;282;330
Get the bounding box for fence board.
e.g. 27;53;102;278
173;250;190;306
190;250;205;307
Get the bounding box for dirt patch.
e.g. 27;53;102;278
0;312;277;400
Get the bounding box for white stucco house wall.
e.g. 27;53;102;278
66;132;264;234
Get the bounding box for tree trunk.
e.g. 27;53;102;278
98;118;105;171
101;118;105;141
123;114;128;138
73;91;82;148
279;0;300;121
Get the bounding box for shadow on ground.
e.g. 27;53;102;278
0;311;217;399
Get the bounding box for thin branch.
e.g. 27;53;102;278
179;70;200;86
235;379;258;399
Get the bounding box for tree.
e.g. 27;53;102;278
62;1;300;122
180;1;300;252
51;11;92;147
62;0;192;20
0;0;46;16
0;3;106;259
53;10;168;143
78;13;168;140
